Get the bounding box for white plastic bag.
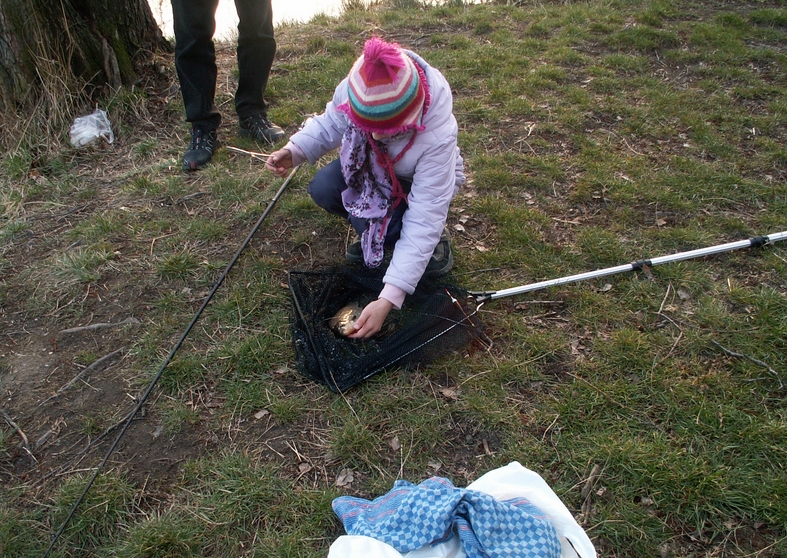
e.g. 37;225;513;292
69;108;114;147
327;462;597;558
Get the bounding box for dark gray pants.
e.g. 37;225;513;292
307;159;411;244
172;0;276;129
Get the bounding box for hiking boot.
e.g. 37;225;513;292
346;236;393;266
239;114;286;144
182;125;218;171
424;228;453;278
346;239;363;263
349;230;453;276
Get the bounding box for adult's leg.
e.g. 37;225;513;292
234;0;276;118
172;0;221;129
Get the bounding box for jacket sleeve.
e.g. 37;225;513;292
382;131;458;295
288;79;351;164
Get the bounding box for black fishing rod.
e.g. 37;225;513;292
44;165;301;557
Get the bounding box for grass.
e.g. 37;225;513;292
1;0;786;557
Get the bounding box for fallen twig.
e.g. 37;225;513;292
513;300;567;308
177;191;209;203
657;283;672;315
1;409;29;447
1;409;36;463
226;145;270;162
580;463;602;519
651;283;684;371
31;407;139;487
565;371;643;416
39;349;125;406
711;340;783;389
34;417;66;451
651;330;684;370
59;317;140;335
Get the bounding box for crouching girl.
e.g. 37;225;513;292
266;37;465;338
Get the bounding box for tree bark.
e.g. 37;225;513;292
0;0;170;110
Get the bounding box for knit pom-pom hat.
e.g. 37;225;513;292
341;37;429;135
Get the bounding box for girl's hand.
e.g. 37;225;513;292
265;148;293;177
347;298;394;339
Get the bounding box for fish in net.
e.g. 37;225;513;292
289;265;487;392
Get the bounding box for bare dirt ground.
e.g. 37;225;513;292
1;45;279;492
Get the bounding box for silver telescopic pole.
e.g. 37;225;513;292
472;231;787;302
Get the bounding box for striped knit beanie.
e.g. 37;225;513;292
344;37;427;134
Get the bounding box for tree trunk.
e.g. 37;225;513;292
0;0;170;110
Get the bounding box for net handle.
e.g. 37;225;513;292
470;231;787;302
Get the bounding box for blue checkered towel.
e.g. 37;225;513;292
332;476;562;558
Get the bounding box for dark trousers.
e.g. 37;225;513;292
172;0;276;130
307;159;411;244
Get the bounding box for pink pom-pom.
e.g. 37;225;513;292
362;37;405;82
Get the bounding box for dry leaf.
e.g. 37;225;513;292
439;387;460;400
253;409;270;420
389;436;401;451
335;468;354;487
298;462;312;474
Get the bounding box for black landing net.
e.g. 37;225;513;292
289;265;486;392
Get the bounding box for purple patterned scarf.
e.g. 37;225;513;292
340;125;412;267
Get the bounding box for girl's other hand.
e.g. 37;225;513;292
265;148;293;177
